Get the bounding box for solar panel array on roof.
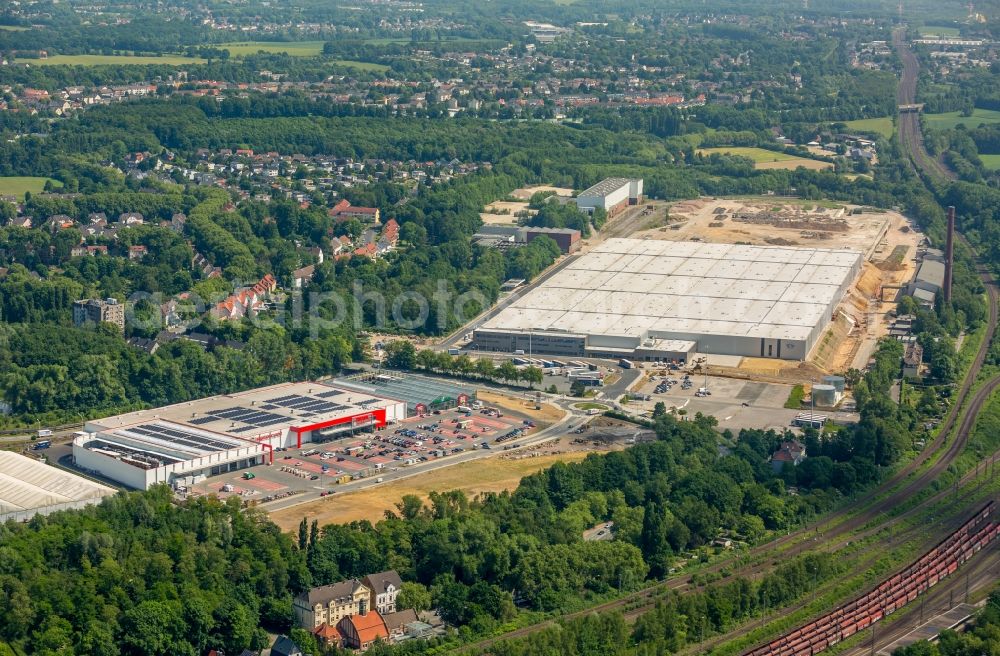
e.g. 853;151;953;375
122;423;236;452
265;394;349;414
189;406;288;428
314;389;344;398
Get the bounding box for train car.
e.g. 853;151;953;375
857;616;872;631
980;502;994;522
842;622;859;639
813;638;829;652
871;608;884;623
907;588;919;602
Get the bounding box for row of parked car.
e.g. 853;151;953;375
654;374;694;394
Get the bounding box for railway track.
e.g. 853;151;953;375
677;478;1000;655
744;503;999;656
840;542;1000;655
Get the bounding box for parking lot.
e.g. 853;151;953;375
186;405;533;504
623;373;807;432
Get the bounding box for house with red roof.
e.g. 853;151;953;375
312;623;342;649
771;439;806;473
337;610;389;651
329;199;381;225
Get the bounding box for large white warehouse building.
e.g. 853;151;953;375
474;238;862;362
73;382;407;490
575;178;643;216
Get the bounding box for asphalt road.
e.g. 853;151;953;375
437;251;581;350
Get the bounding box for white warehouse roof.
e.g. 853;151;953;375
480;238;862;354
0;451;116;518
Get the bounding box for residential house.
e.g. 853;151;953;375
382;609;418;642
903;342;924;380
362;570;403;615
336;610;389;651
210;274;277;321
46;214;75;233
771;439;807;473
307;246;325;264
293;579;372;629
330;199;381;224
353;243;378;260
269;635;303;656
312;623;342;649
170;213;187;232
118;212;145;225
333;235;353;255
128;245;148;261
291;264;316;289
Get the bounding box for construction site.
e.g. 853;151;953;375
623;197;926;380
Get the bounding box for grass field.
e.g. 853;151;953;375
17;54;203;66
924;108;1000;130
0;25;29;31
0;176;60;196
843;116;894;138
270;452;593;530
217;41;388;71
980;154;1000;171
573;402;609;411
920;26;960;37
697;147;834;171
218;41;326;57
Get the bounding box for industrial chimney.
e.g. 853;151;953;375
944;206;955;303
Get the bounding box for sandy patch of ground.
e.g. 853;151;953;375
480;200;533;225
270;449;592;529
510;185;575;200
641;198;906;256
756;159;833;171
477;390;567;425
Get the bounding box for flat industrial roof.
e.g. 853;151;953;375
578;178;636;198
0;451;116;516
481;238;862;343
86;381;402;443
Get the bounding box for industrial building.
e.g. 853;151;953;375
473;238;863;361
336;372;476;415
575;178;643;216
73;382;407;490
472;225;581;254
0;451;116;522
